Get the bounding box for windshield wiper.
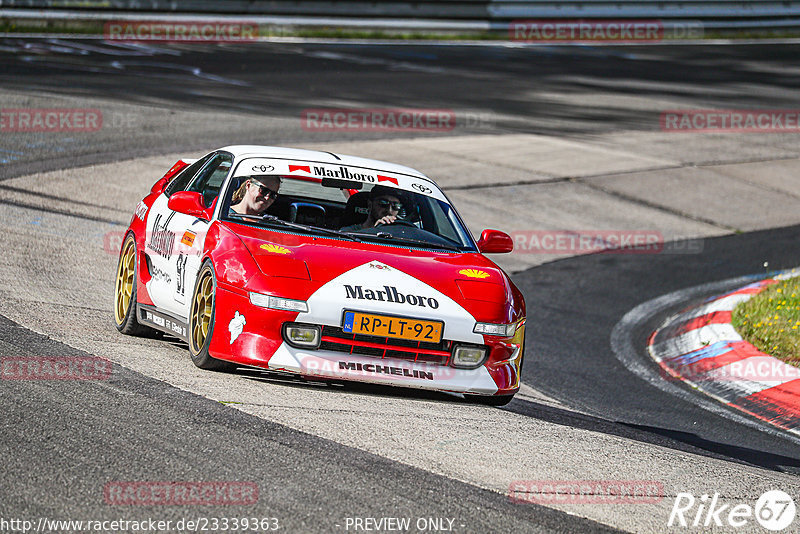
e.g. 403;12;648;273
228;213;361;242
359;232;462;252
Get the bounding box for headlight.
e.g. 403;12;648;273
451;344;488;369
249;292;308;313
282;323;321;349
473;322;516;337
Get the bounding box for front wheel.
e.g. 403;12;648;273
188;261;235;371
114;233;154;336
469;394;515;407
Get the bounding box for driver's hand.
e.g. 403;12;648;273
374;215;397;226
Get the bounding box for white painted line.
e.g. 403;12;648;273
650;323;742;358
681;292;753;319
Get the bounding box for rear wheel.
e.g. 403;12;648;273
114;233;153;336
188;261;235;371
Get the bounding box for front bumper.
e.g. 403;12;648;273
268;343;503;395
210;286;522;396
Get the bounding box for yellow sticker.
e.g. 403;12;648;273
260;243;291;254
459;268;489;279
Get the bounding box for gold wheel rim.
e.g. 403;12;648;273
114;238;135;326
190;269;214;353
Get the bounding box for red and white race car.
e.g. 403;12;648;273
114;146;525;405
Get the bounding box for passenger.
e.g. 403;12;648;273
230;176;280;217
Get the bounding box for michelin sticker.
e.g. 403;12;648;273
229;311;246;344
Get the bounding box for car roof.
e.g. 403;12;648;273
219;145;432;182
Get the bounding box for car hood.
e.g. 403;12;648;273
229;223;516;316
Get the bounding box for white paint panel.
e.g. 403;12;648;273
144;194;208;319
296;260;483;344
232;157;448;203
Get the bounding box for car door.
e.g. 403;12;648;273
145;152;220;320
172;152;233;316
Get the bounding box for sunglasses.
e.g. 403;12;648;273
251;182;279;199
375;199;403;211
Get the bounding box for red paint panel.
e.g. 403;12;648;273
377;175;399;185
455;279;506;303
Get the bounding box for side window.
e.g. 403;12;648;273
164;154;214;198
187;153;233;207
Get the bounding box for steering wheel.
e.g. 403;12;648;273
376;218;417;227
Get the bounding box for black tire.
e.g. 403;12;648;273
114;233;156;336
469;340;524;408
470;394;515;407
188;261;236;372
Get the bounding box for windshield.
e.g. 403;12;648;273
220;171;476;252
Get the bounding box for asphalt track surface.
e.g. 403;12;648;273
1;38;799;180
2;38;800;532
516;225;800;470
0;315;611;533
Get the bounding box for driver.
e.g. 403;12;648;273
230;175;280;217
341;185;404;231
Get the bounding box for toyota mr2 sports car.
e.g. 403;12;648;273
114;146;525;405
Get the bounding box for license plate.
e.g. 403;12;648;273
342;311;443;343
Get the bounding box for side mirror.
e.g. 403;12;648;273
167;191;210;220
477;229;513;254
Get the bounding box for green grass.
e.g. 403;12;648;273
0;19;105;35
732;276;800;362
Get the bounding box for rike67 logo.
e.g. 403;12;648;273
669;490;796;531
